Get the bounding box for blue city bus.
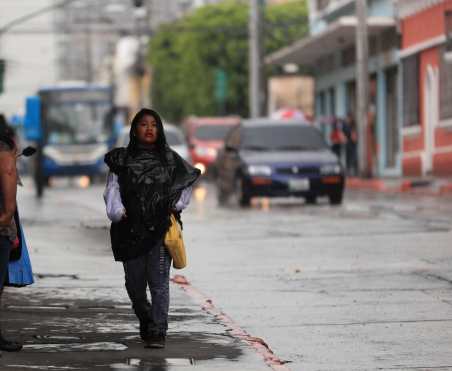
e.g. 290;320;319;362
24;83;117;197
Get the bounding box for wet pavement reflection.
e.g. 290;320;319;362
110;358;194;370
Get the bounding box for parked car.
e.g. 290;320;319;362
184;116;240;175
216;119;345;206
116;123;190;162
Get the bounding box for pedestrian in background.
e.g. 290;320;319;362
343;112;358;176
330;116;346;160
0;114;23;352
103;108;200;348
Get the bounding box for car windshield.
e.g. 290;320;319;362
45;102;111;145
242;125;328;151
194;125;233;141
165;130;183;146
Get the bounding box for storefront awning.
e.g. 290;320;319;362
266;16;396;67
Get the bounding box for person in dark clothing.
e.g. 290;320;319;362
330;117;345;160
104;109;200;348
343;113;358;176
0;114;23;352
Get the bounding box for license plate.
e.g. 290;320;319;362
288;179;309;191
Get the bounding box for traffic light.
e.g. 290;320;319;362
133;0;144;7
0;59;5;95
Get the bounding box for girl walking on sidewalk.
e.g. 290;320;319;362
103;109;200;348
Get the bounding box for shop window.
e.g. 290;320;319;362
318;91;326;115
381;30;398;52
346;80;356;115
341;46;355;67
369;36;378;57
402;54;420;127
328;87;336;116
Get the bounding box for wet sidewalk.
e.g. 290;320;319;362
0;181;274;371
347;176;452;196
1;274;266;371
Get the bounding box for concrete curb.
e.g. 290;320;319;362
171;275;292;371
346;177;452;196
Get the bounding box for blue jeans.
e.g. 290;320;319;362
123;243;172;335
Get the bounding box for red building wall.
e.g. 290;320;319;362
401;2;447;49
401;0;452;176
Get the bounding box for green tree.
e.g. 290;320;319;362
149;0;308;122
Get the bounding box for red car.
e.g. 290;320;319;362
184;116;240;175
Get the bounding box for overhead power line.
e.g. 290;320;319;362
0;0;81;34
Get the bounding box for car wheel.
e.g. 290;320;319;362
237;177;251;207
305;195;317;204
329;191;343;205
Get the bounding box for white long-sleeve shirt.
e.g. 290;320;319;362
103;172;193;222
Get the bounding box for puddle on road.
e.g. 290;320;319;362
33;335;81;341
35;273;79;280
78;305;116;310
110;358;195;370
23;342;127;352
7;366;82;370
6;305;68;311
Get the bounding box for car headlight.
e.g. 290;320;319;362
195;146;217;157
248;165;272;176
320;164;341;175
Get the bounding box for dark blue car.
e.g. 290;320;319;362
216;119;345;206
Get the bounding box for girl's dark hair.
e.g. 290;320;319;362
127;108;167;155
0;114;16;150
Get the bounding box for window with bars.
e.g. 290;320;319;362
440;46;452;120
440;11;452;120
402;54;420;127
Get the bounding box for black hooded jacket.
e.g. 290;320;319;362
104;109;200;261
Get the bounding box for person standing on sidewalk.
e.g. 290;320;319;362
104;109;200;348
0;115;23;352
343;113;358;176
330;116;346;160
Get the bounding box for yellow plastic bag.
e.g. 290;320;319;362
164;214;187;269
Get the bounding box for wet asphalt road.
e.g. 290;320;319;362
5;178;452;370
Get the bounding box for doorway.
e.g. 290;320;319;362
385;67;399;169
424;65;439;175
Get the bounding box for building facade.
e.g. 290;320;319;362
267;0;401;176
397;0;452;176
0;0;57;116
54;0;226;83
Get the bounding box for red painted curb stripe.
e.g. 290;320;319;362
346;178;452;197
171;275;292;371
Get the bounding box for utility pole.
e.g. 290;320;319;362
133;0;147;109
84;6;93;83
249;0;264;118
355;0;369;177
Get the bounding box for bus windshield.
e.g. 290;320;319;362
45;102;111;145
